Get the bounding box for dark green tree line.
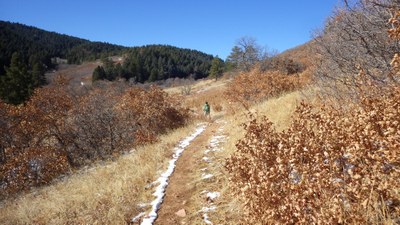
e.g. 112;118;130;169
92;45;214;82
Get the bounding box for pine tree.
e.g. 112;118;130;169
209;56;224;81
0;52;32;105
92;66;106;82
31;62;47;89
148;68;158;82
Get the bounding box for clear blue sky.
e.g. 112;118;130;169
0;0;339;59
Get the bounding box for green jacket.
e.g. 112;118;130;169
203;103;210;113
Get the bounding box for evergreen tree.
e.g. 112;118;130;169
0;52;32;105
148;68;158;82
210;56;224;80
92;66;106;82
226;46;242;70
31;62;47;89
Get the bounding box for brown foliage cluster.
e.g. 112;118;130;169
0;84;188;199
226;7;400;223
225;68;307;110
226;87;400;224
388;10;400;40
118;86;188;144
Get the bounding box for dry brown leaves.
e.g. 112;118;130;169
226;86;400;224
0;85;189;199
224;68;307;110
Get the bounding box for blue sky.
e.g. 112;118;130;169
0;0;339;59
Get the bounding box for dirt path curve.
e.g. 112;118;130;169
154;119;224;225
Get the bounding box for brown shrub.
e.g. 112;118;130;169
213;103;223;112
118;86;189;144
0;147;69;198
226;87;400;224
224;68;307;110
0;84;189;199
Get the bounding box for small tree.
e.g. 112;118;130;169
209;56;224;80
0;52;31;105
92;66;106;82
226;37;268;71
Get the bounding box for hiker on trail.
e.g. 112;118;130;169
203;101;210;119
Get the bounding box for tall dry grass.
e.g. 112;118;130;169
0;122;200;224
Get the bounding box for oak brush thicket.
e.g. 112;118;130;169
0;83;188;199
226;90;400;223
224;67;308;110
225;4;400;224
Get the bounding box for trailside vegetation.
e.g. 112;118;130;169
0;79;189;200
225;1;400;224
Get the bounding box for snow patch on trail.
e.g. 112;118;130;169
199;121;226;225
201;173;214;179
206;192;220;201
132;212;145;223
134;123;207;225
203;213;213;224
202;156;212;163
201;205;217;212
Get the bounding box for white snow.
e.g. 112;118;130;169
132;212;145;223
201;205;217;212
202;156;211;162
206;192;220;201
137;203;148;208
203;213;213;224
137;124;207;225
199;121;226;225
202;173;214;179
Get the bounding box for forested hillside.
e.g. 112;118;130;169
92;45;214;83
0;21;215;104
0;21;127;104
0;21;126;74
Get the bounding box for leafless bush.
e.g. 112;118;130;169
65;89;127;165
180;79;193;95
313;0;400;101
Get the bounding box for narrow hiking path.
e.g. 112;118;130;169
155;118;226;225
155;118;227;225
130;80;231;225
133;117;228;225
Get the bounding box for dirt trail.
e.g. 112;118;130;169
153;119;225;225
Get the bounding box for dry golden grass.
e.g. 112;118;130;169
164;78;219;96
0;122;200;224
177;78;229;120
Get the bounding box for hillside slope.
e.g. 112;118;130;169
0;21;127;74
